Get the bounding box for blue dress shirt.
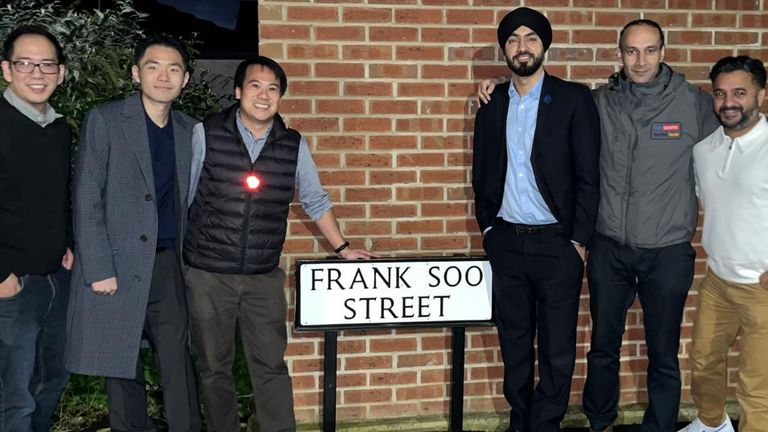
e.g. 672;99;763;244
498;75;557;225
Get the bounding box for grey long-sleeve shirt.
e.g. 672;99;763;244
188;111;332;220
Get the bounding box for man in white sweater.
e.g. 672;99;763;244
680;55;768;432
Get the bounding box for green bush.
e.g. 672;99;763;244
0;0;228;141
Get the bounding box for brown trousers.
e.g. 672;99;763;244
690;270;768;432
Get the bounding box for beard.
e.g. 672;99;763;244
718;99;760;132
506;51;544;77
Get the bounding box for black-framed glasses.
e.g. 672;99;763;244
9;60;60;74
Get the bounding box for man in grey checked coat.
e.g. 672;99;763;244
65;34;201;432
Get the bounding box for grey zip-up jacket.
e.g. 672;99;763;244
593;63;719;248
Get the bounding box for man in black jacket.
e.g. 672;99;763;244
0;25;72;432
472;7;601;432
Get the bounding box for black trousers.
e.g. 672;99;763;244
185;266;295;432
582;232;695;432
105;249;201;432
484;221;584;432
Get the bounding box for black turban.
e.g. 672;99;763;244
497;7;552;52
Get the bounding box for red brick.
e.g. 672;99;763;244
370;238;418;251
668;0;712;7
289;81;339;96
693;14;738;27
422;136;467;150
447;218;480;234
472;28;498;44
396;186;444;201
288;117;339;133
716;0;758;9
547;11;594;25
370;101;418;115
370;204;418;218
344;355;393;370
343;118;392;132
570;65;617;80
395;118;445;132
396;220;443;234
344;388;392;404
316;99;365;115
316;136;364;151
595;12;641;27
421;203;468;217
342;45;393;61
715;32;759;45
287;6;338;21
421;27;469;43
283;239;314;254
370;63;419;79
690;49;734;63
311;153;341;168
422;0;468;4
279;99;311;114
370;26;419;42
422;64;469;79
398;83;445;97
742;14;768;27
343;221;392;236
420;101;467;115
448;46;496;62
315;62;364;78
572;29;618;44
622;0;665;7
369;135;418;150
446;9;495;25
345;153;392;168
339;339;367;354
396;46;445;61
342;7;392;23
421;236;468;250
397;153;444;167
286;45;338;60
548;47;594;62
573;0;618;5
315;26;365;41
345;187;393;202
397;352;445;367
320;170;365;186
370;338;418;352
668;31;713;45
395;8;443;24
281;63;311;77
260;24;310;40
370;371;418;386
396;384;446;400
370;170;416;185
344;82;393;97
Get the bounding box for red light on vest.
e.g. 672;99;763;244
244;174;261;191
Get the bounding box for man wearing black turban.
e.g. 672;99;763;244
472;7;601;432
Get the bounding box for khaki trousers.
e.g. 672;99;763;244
690;270;768;432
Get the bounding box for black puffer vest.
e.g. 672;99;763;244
184;106;300;274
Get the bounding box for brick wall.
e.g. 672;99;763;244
258;0;767;425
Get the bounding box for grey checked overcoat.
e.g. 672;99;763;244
65;94;196;378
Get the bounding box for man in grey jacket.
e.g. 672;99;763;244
478;19;719;432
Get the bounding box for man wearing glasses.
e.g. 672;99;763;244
0;25;72;432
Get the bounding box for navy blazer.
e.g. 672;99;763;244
472;73;601;246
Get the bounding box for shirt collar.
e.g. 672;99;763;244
730;114;768;153
3;87;62;127
508;73;545;100
236;108;272;142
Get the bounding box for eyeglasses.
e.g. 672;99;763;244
9;60;60;74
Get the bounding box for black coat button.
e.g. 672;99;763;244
133;275;141;282
140;235;148;242
145;194;153;201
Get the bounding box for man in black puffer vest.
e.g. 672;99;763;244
184;56;376;432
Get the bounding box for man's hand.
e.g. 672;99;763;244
91;277;118;295
760;271;768;289
477;76;507;104
340;248;379;260
0;273;21;299
62;248;74;270
573;243;587;263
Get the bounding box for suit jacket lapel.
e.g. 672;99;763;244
532;73;554;162
121;93;155;193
